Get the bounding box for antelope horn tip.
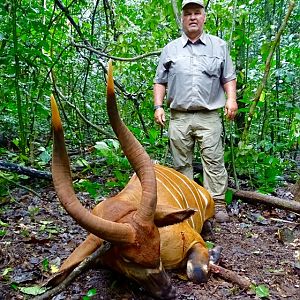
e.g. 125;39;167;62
50;94;62;131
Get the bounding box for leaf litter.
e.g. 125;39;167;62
0;185;299;299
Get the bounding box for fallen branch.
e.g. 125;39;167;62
210;262;251;290
230;188;300;214
0;160;51;180
0;159;97;180
33;242;111;300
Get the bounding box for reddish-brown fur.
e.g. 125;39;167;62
50;61;214;299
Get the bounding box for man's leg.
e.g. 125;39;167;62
194;111;229;223
168;111;194;180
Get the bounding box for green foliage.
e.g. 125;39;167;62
1;268;13;281
229;145;284;193
0;219;9;237
10;282;18;290
74;139;132;198
225;189;234;205
251;284;270;298
94;139;131;179
205;241;215;249
0;230;7;237
74;179;102;199
0;171;12;198
28;206;40;220
41;258;49;272
82;288;97;299
37;147;51;167
0;170;31;202
105;170;130;189
17;285;47;296
0;0;298;193
39;220;61;236
0;219;9;227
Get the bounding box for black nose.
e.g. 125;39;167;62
190;266;208;283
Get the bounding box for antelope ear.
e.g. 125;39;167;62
154;204;196;227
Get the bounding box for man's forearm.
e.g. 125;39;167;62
153;83;167;106
223;79;238;120
223;79;237;100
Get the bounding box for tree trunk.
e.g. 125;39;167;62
12;0;27;155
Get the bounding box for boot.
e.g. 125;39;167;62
214;199;229;223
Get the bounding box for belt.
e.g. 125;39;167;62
171;108;209;114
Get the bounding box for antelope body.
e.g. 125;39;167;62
50;61;214;299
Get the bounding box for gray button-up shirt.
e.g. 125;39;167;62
154;32;236;111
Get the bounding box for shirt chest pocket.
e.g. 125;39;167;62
194;55;223;78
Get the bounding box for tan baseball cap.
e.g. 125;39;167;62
182;0;205;9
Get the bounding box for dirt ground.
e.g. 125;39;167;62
0;183;299;300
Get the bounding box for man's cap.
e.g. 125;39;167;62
182;0;205;9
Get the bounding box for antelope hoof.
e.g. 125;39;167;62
209;245;223;265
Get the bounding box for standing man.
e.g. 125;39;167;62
153;0;238;223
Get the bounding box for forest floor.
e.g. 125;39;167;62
0;179;299;300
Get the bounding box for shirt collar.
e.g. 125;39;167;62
181;31;207;47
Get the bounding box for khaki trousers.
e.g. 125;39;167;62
169;109;228;200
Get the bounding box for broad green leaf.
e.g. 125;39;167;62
86;288;97;297
259;90;266;102
2;267;13;276
205;241;215;249
0;230;7;236
225;189;234;205
255;284;270;298
18;285;47;296
0;220;9;227
42;258;49;271
94;141;109;150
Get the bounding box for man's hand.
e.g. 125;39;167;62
154;107;166;126
223;79;237;120
225;98;238;120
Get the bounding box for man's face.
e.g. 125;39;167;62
182;4;206;39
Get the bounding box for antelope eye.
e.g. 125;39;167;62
121;256;131;263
